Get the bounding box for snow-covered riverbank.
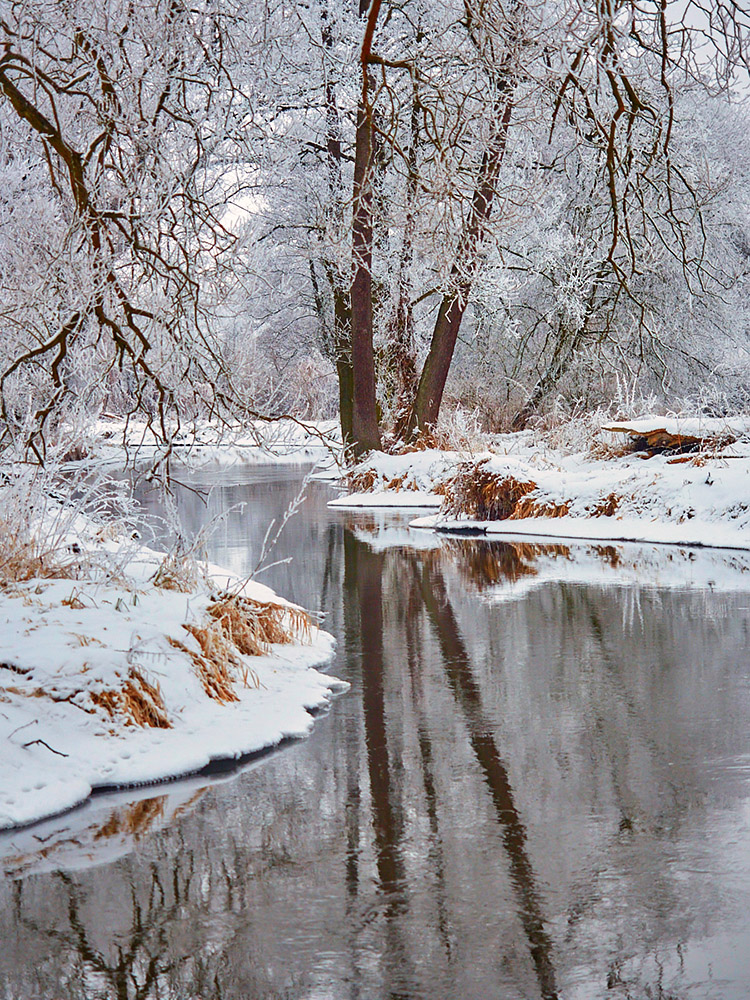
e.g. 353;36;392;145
329;415;750;550
0;502;342;832
88;416;340;468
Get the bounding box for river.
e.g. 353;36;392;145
2;462;750;999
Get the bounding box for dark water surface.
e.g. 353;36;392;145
3;463;750;999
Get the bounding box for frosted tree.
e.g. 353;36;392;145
0;0;255;459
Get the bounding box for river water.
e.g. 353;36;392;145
2;463;750;999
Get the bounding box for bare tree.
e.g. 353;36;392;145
0;0;252;459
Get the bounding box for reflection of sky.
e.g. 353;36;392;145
4;466;750;999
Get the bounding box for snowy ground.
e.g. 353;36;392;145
0;521;342;832
329;415;750;550
86;416;340;468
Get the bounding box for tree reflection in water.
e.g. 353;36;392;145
3;478;750;1000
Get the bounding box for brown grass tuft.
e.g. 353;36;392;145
171;594;310;703
61;590;87;609
0;519;77;584
347;467;379;492
170;632;241;704
207;593;311;649
440;462;537;521
602;424;736;457
510;497;570;519
592;493;620;517
151;541;200;592
385;474;419;491
91;667;171;728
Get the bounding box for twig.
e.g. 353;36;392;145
251;470;314;578
8;719;37;739
23;738;69;757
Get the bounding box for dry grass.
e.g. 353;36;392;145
169;633;241;704
591;493;620;517
510;496;570;519
440;462;538;521
346;467;379;492
388;427;444;453
173;593;311;704
208;593;310;649
0;514;78;584
0;461;144;589
91;667;171;729
383;474;419;491
602;423;737;457
150;539;202;592
69;632;105;647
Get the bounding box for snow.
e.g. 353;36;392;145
0;539;342;833
329;489;443;508
601;416;750;438
331;417;750;551
88;416;340;469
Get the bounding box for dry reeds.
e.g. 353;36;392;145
174;593;311;704
91;667;171;729
0;515;77;584
602;423;736;457
207;593;310;649
150;539;201;592
510;497;570;519
591;493;620;517
169;632;241;704
440;462;538;521
346;467;379;492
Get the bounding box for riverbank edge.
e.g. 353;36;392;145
327;417;750;551
0;498;344;833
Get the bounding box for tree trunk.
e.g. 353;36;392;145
349;0;382;456
407;87;514;438
333;285;354;446
390;77;421;439
319;2;355;448
510;268;606;429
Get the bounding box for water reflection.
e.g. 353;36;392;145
416;554;558;999
2;468;750;999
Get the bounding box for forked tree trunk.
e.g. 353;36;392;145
406;86;514;438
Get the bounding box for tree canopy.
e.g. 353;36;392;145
0;0;749;459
